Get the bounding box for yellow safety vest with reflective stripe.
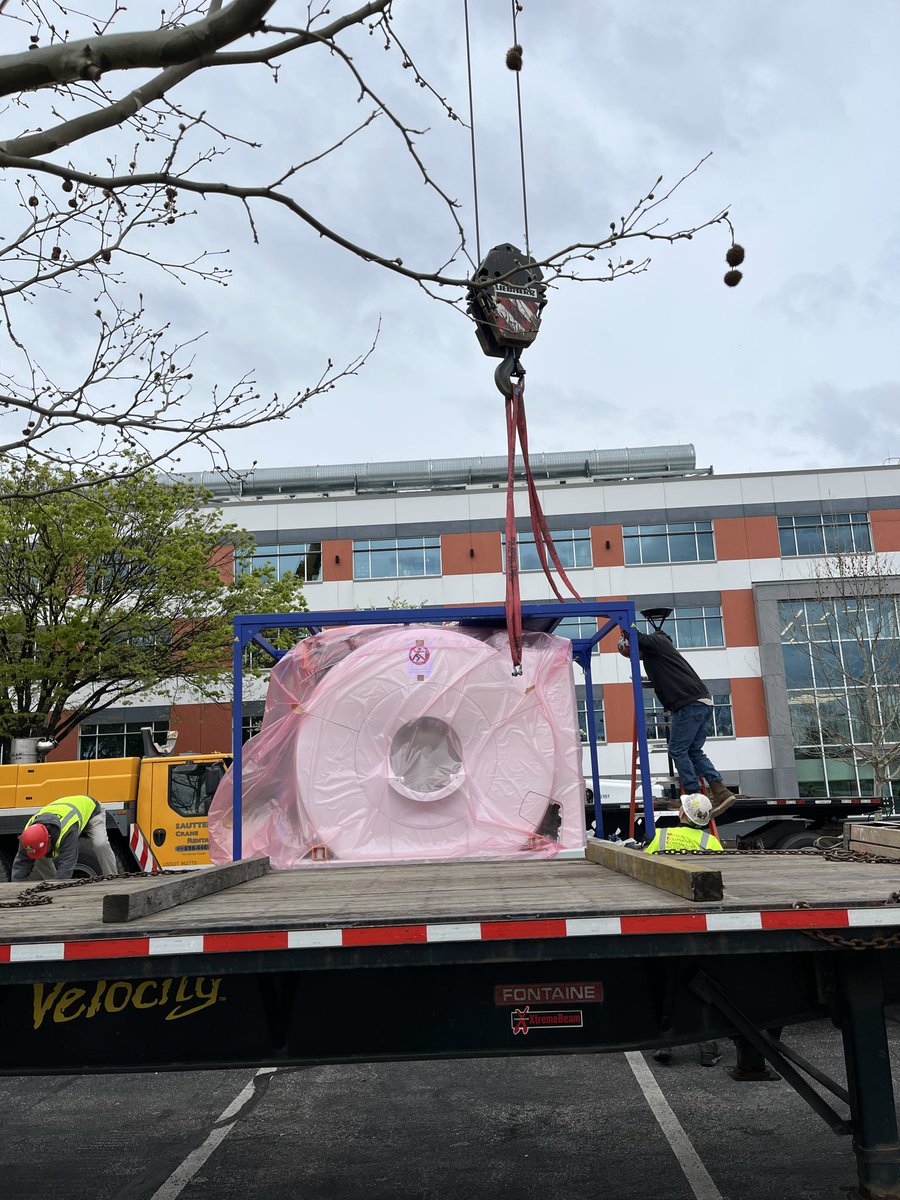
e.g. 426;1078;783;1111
645;825;723;854
25;795;96;857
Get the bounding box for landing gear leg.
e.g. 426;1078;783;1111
836;952;900;1199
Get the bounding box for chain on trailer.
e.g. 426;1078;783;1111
0;869;190;909
656;846;900;864
0;872;128;909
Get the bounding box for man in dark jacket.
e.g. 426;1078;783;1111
619;629;736;818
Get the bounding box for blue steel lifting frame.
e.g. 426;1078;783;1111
230;600;654;861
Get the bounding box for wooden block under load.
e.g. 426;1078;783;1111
103;857;270;924
845;823;900;860
585;838;724;903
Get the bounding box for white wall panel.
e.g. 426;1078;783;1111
231;503;281;531
595;646;761;685
862;469;900;502
333;495;398;528
662;476;744;509
771;474;825;503
737;474;777;507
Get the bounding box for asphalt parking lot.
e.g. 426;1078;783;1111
1;1018;892;1200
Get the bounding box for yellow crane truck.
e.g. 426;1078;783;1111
0;730;227;880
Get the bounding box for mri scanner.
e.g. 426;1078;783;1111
208;623;586;868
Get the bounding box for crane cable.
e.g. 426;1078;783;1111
509;0;531;258
464;2;581;671
462;0;482;265
463;2;531;261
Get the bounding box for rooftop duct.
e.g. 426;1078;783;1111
179;444;701;500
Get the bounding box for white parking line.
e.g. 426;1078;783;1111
626;1051;724;1200
150;1067;277;1200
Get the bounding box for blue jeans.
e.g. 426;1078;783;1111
668;701;722;793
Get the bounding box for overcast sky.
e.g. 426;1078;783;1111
5;1;900;478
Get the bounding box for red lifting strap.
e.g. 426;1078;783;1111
504;377;582;673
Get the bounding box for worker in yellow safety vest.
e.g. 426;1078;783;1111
12;795;119;881
644;794;723;854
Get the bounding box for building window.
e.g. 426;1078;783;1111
642;693;733;741
623;521;715;565
780;596;900;797
555;614;599;652
242;628;312;671
242;712;264;742
777;513;871;557
708;693;735;737
576;695;605;742
240;541;323;582
636;606;725;649
79;719;169;760
353;536;441;580
516;528;592;572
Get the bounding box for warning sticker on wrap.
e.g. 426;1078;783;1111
406;640;433;678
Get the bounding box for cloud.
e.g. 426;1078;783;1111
765;267;856;328
786;382;900;464
2;1;900;480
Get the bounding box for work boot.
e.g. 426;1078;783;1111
653;1048;673;1064
700;1050;722;1067
709;780;736;819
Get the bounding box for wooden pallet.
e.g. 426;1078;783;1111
844;821;900;860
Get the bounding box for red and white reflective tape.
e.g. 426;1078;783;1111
128;824;159;875
2;906;899;966
763;799;880;807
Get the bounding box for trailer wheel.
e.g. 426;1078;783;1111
110;836;136;873
775;828;819;851
73;845;102;878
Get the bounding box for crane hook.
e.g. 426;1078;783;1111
494;348;524;398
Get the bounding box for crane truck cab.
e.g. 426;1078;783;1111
0;730;228;879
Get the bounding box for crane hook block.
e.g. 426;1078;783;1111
467;244;547;360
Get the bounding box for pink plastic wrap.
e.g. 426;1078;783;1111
208;624;586;868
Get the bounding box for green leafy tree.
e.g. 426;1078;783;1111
0;459;307;749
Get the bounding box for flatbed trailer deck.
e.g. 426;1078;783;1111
3;852;900;1197
1;854;899;941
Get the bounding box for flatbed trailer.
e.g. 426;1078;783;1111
601;794;886;849
3;850;900;1199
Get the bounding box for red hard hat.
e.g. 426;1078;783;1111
21;822;50;858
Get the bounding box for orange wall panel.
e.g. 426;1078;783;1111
170;703;233;754
322;538;354;582
721;589;759;647
730;677;769;739
597;596;629;652
441;531;502;575
603;682;637;743
210;544;234;584
714;516;780;560
872;509;900;552
49;728;79;762
591;525;624;567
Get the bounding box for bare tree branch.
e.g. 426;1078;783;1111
0;0;740;489
0;0;280;98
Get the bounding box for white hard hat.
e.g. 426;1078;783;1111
681;794;712;827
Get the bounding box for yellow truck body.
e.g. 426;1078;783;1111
0;753;228;875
